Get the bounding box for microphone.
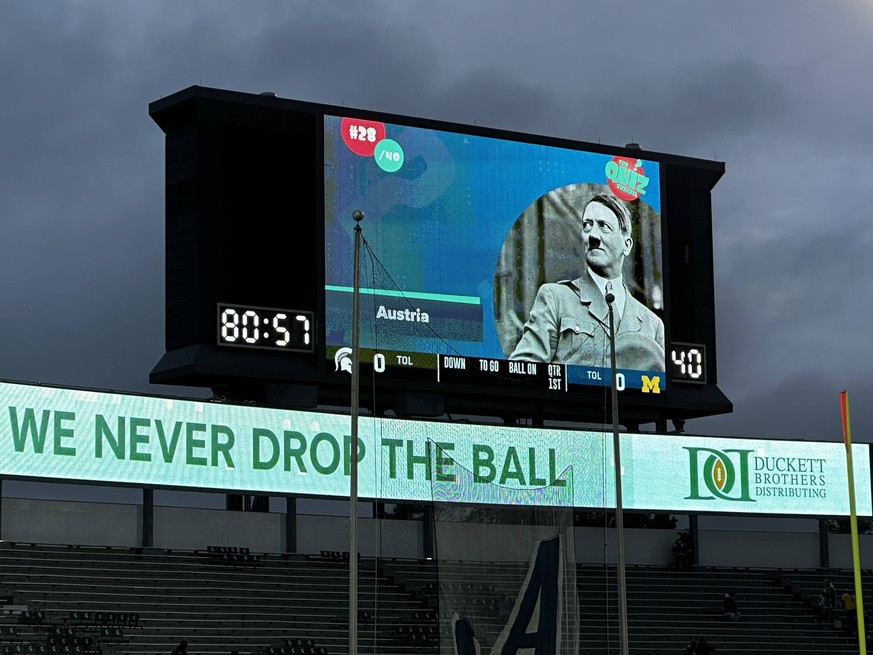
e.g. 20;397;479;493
605;281;615;305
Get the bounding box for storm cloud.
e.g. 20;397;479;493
2;0;872;452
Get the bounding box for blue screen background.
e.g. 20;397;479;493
324;115;661;360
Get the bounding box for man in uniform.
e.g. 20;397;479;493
510;192;664;370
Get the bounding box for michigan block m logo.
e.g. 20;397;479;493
684;447;755;502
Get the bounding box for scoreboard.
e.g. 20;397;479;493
149;86;731;426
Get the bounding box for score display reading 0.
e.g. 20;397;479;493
670;343;707;383
217;304;314;353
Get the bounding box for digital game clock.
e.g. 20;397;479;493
217;304;314;352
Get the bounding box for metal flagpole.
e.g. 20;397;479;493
605;288;630;655
349;210;364;655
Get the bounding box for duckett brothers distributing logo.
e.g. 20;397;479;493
684;447;755;502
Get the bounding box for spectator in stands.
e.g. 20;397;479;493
842;590;858;636
695;637;714;655
684;637;698;654
723;591;741;622
672;531;693;571
819;578;837;623
171;640;188;655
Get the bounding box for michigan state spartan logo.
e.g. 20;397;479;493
684;447;755;502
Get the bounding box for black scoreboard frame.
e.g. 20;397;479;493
149;86;731;427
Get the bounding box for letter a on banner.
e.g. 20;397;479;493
454;535;562;655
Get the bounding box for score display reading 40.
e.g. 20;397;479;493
217;304;314;353
670;343;707;383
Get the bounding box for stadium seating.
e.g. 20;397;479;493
0;542;868;655
380;559;864;655
0;543;428;655
203;546;265;568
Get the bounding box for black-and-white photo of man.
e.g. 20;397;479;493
509;191;664;370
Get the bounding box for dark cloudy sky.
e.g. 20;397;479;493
2;0;872;457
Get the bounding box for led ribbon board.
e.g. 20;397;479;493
0;382;868;516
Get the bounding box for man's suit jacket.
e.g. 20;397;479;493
510;274;665;371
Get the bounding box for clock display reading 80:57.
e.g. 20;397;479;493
217;304;314;352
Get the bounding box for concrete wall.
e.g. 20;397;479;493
830;533;867;569
435;523;572;562
3;497;873;568
297;514;422;559
697;529;821;569
0;498;423;557
435;525;676;565
1;498;142;547
574;527;677;566
153;506;285;552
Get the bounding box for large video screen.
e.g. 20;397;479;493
324;116;664;393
